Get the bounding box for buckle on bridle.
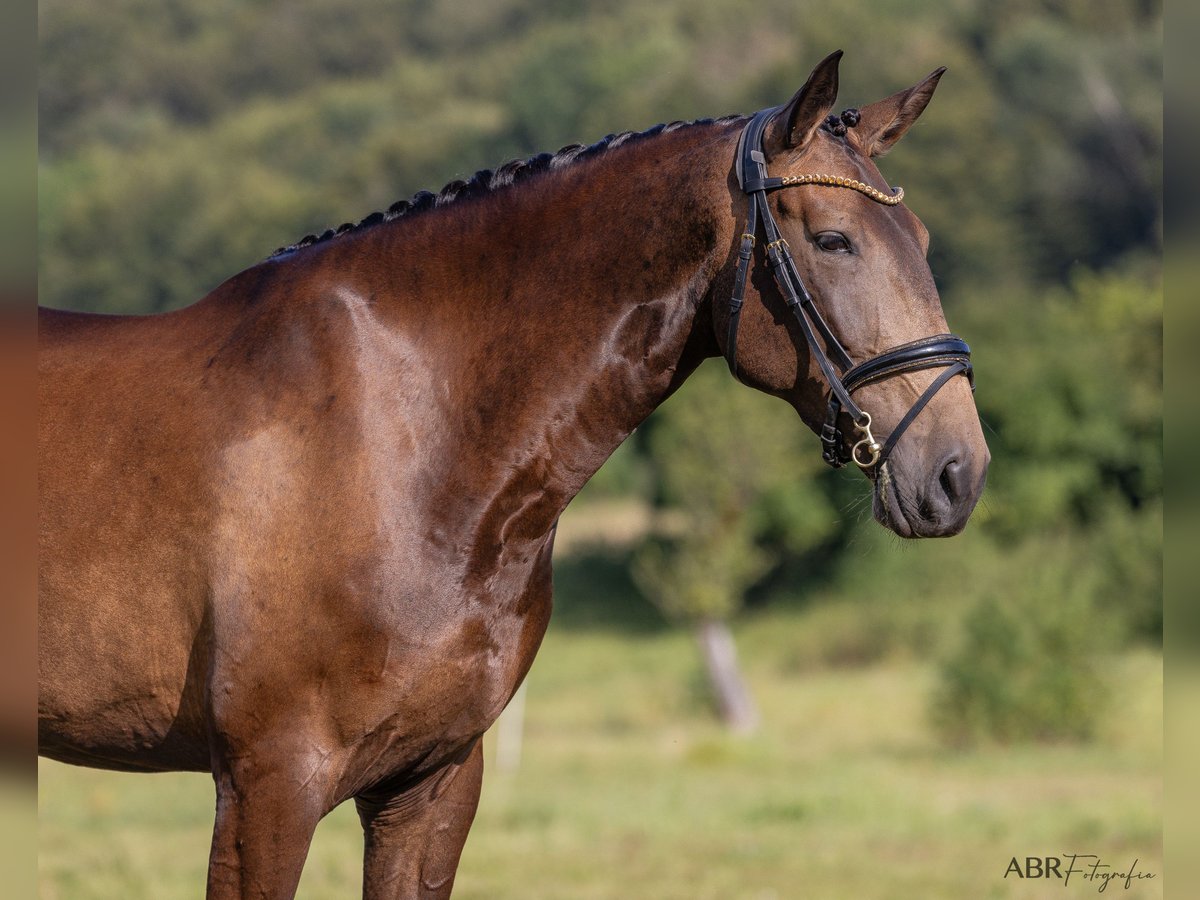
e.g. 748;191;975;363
820;421;844;467
850;413;882;469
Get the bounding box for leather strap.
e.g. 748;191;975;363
725;205;757;376
842;335;972;393
877;361;970;466
730;111;861;418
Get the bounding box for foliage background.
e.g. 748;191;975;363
38;0;1162;896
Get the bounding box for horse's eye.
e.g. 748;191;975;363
815;231;852;253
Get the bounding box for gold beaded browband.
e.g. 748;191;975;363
778;172;904;206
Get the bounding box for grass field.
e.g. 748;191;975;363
38;583;1161;899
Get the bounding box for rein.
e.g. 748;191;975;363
725;108;974;470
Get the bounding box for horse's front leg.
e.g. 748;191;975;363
354;739;484;900
206;730;341;899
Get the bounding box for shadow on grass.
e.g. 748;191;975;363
550;545;668;634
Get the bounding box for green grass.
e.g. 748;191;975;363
38;603;1162;899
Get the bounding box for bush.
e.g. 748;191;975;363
931;576;1113;745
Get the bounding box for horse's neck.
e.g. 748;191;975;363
361;125;733;559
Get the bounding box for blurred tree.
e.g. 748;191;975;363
983;17;1162;279
632;361;836;732
37;0;434;155
634;521;765;734
961;264;1162;639
931;571;1115;745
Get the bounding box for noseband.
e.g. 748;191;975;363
725;108;974;470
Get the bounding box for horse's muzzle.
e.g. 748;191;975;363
873;446;989;538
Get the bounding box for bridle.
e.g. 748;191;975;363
725;108;974;471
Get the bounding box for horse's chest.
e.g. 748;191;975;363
328;559;553;732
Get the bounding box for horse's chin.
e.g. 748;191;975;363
872;463;973;539
872;466;916;539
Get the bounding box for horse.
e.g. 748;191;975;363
38;50;988;898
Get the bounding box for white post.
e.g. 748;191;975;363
494;681;527;774
696;618;759;735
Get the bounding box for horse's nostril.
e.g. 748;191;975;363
939;458;962;504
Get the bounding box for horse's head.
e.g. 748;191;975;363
716;51;988;538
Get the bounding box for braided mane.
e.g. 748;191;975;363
268;115;743;259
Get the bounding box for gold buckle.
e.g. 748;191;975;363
851;413;881;469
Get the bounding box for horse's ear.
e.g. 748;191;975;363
765;50;842;156
854;67;947;158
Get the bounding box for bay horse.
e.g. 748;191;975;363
39;51;988;897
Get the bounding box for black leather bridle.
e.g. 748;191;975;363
725;108;974;470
